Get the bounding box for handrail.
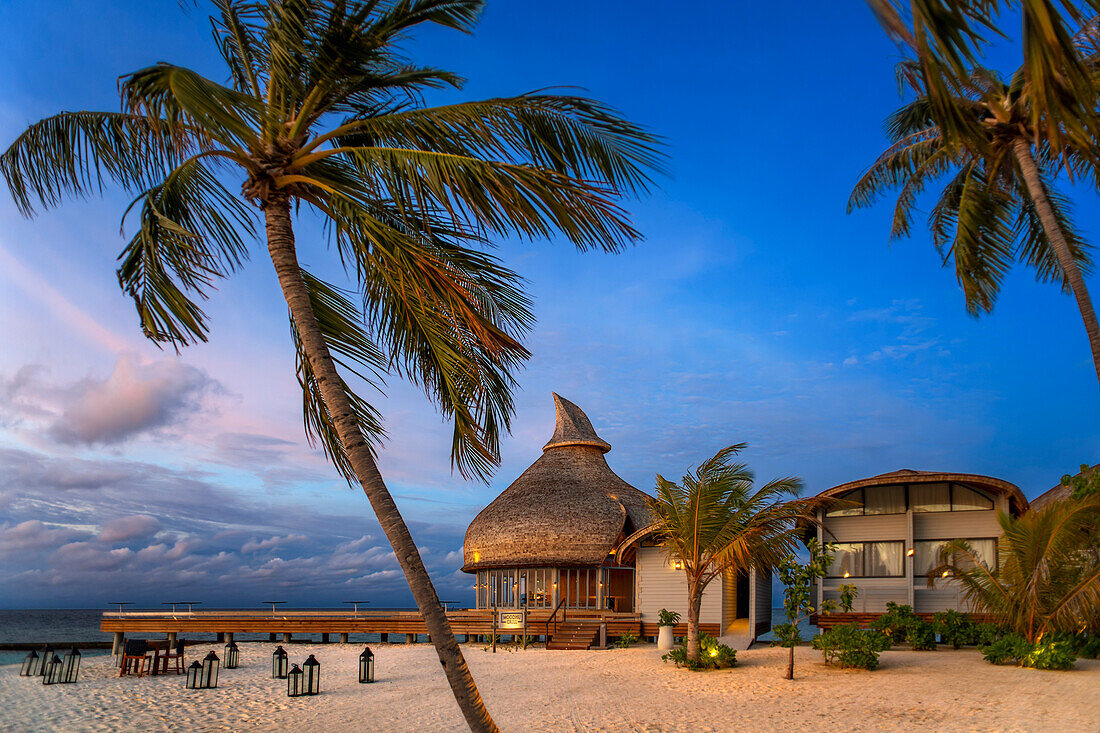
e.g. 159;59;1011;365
544;597;567;639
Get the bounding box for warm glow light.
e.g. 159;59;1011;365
906;548;915;556
674;561;683;570
473;552;480;563
942;570;950;577
710;649;718;657
843;572;850;578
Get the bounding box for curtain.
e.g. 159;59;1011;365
952;484;994;511
911;482;951;512
829;543;864;577
864;485;906;515
867;541;903;576
914;540;948;575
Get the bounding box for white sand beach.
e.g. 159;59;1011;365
1;642;1097;732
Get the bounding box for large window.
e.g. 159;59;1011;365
828;541;904;577
476;568;556;608
826;482;995;517
914;538;997;575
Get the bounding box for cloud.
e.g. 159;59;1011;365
241;534;308;554
98;515;160;543
0;355;220;446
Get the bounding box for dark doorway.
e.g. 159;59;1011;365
736;569;750;618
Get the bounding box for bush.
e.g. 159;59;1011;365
906;621;938;650
981;633;1033;666
933;610;977;649
1046;631;1100;659
657;608;681;627
615;632;638;649
812;623;890;670
661;633;736;671
1025;640;1077;670
768;623;799;648
870;602;921;644
981;633;1077;669
973;622;1006;647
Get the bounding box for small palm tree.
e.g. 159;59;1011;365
856;4;1100;385
929;495;1100;641
0;2;661;730
647;444;814;663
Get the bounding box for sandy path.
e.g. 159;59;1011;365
1;642;1096;732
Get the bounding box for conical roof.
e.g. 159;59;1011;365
462;394;651;572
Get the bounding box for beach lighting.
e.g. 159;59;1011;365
674;560;682;570
200;651;220;689
185;661;202;689
272;646;289;678
37;645;53;677
18;650;39;677
224;641;239;669
42;654;63;685
942;570;950;578
287;664;304;697
61;647;81;683
906;548;915;556
302;654;320;695
359;647;375;683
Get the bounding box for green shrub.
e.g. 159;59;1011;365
1046;631;1100;659
870;602;921;644
981;633;1032;665
1025;640;1077;670
657;608;681;627
973;622;1006;647
615;632;638;649
661;632;736;670
812;623;889;670
906;621;938;650
933;610;977;649
768;623;799;648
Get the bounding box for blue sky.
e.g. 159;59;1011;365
0;1;1097;609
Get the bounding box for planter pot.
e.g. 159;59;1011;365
657;625;674;650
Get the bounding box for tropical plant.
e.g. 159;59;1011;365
812;623;891;670
854;4;1100;385
0;2;661;730
981;632;1034;665
870;602;922;643
773;538;844;680
657;609;681;627
647;444;812;665
906;620;938;650
615;632;639;649
661;633;737;670
980;632;1078;669
933;609;978;648
1061;463;1100;499
928;495;1100;642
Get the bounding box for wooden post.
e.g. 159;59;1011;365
380;633;388;643
405;633;415;644
167;632;177;646
491;609;497;654
282;633;292;643
339;633;349;643
111;632;124;660
268;633;276;642
216;632;225;642
321;633;329;644
225;632;234;644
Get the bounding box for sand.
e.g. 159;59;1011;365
1;641;1097;732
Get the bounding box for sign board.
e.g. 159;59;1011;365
497;610;526;630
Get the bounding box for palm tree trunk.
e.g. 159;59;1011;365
686;583;702;662
262;194;499;733
1013;138;1100;387
785;644;795;680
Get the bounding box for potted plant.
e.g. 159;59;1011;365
657;609;680;651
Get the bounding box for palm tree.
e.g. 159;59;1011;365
929;495;1100;641
646;444;814;663
0;2;661;730
856;3;1100;386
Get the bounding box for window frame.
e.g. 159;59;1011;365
826;540;906;578
825;482;996;517
913;537;999;576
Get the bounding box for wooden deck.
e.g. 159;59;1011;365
100;609;647;641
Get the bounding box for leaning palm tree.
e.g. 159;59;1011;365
928;494;1100;641
0;2;661;730
646;444;813;663
856;4;1100;386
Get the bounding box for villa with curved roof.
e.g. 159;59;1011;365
463;394;771;647
809;468;1028;618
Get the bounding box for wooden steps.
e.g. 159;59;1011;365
546;620;601;650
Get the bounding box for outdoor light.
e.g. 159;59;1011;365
843;572;850;578
37;645;53;677
61;647;81;683
224;641;239;669
942;570;950;578
42;655;63;685
674;560;682;570
906;548;915;556
19;650;39;677
302;654;320;696
287;664;304;697
200;651;220;689
186;661;202;689
358;646;375;683
272;646;289;678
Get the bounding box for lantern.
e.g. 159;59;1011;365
302;654;320;695
185;661;202;689
224;640;239;669
287;664;304;697
61;647;81;683
37;645;53;677
358;646;374;683
19;650;39;677
42;655;64;685
200;651;220;689
272;645;288;678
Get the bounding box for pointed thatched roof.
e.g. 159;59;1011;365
1030;463;1099;510
462;394;651;573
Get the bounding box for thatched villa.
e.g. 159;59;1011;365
462;394;771;647
1029;463;1098;510
810;469;1028;619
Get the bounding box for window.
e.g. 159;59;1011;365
864;485;906;515
828;541;903;577
915;538;997;575
952;484;994;511
825;489;863;517
910;482;951;512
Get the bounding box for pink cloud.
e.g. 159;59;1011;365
98;515;160;543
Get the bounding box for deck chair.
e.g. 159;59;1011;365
119;639;150;677
161;639;186;675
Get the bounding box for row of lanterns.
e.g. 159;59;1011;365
19;646;81;684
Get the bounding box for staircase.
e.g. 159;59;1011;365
546;620;601;650
718;618;754;651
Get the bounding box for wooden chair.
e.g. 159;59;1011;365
119;639;150;677
161;639;186;675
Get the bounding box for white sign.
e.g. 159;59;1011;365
497;610;525;630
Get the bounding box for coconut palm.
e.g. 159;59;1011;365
929;494;1100;641
0;2;661;730
855;4;1100;386
646;444;814;663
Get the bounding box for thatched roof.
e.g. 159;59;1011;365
815;468;1028;514
462;394;651;573
1030;463;1099;510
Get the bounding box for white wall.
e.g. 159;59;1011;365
635;546;722;624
